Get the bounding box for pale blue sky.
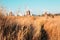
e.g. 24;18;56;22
0;0;60;15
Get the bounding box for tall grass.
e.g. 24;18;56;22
0;8;60;40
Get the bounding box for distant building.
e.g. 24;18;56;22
9;11;14;16
26;10;30;16
42;12;48;16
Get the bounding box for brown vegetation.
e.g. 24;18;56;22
0;8;60;40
